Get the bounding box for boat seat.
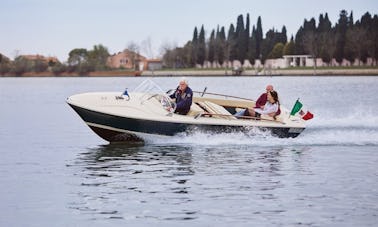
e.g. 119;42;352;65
187;102;205;116
197;101;236;119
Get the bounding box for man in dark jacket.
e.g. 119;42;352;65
169;78;193;115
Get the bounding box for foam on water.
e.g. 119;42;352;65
142;110;378;147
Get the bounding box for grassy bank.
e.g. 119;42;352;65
1;66;377;77
143;66;378;76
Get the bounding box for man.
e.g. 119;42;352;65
255;85;273;108
169;78;193;115
255;84;281;116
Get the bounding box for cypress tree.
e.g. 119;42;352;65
197;25;206;65
235;14;247;62
344;11;357;64
279;26;288;44
191;27;198;66
216;26;226;66
256;16;263;59
372;15;378;64
334;10;348;64
227;24;237;61
208;30;216;63
318;13;333;64
244;14;250;63
356;12;373;64
318;13;332;32
348;11;354;27
247;26;256;65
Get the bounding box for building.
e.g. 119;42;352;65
20;54;59;64
282;55;313;67
145;59;163;71
107;50;147;70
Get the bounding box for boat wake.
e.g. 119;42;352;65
142;113;378;147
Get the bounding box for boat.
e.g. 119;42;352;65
67;79;306;142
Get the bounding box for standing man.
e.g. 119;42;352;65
169;78;193;115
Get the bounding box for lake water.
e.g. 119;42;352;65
1;76;377;226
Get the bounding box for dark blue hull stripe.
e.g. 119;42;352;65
69;104;303;142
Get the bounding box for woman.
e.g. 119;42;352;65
235;90;280;119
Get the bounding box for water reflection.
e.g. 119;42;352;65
68;144;312;222
68;143;196;220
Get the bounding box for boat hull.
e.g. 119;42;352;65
69;103;304;142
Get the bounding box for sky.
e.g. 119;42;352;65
1;0;377;61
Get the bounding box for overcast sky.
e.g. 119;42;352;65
1;0;377;61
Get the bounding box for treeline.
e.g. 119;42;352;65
0;44;110;76
163;10;378;68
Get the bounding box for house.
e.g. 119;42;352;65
107;50;163;71
107;50;147;70
19;55;59;64
145;59;163;71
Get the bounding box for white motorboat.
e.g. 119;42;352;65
67;79;306;142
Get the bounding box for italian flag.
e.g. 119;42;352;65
290;99;313;120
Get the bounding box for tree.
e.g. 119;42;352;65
11;56;33;76
256;16;263;59
208;30;216;63
87;44;110;71
294;26;305;54
34;58;48;73
68;48;88;66
261;29;276;63
318;13;332;33
317;13;334;64
235;14;247;62
0;54;12;75
197;25;206;65
51;62;67;75
269;42;284;59
181;41;193;67
247;26;257;65
371;15;378;64
245;13;250;62
359;12;378;64
191;27;198;66
227;23;237;61
334;10;349;64
283;37;295;55
126;42;140;70
277;26;287;44
215;26;226;66
67;48;91;74
161;42;175;68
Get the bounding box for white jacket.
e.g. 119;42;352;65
254;102;278;115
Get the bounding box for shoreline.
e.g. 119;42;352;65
1;68;378;77
142;68;378;77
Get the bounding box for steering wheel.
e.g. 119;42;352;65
161;97;176;113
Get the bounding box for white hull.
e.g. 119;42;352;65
67;89;306;142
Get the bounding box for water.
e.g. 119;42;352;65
1;76;377;226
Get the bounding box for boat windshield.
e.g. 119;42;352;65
134;79;176;113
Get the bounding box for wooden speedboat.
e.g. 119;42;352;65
67;80;306;142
